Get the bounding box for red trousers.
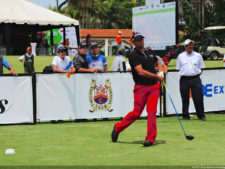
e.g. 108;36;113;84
115;83;160;143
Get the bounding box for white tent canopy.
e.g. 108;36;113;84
0;0;79;26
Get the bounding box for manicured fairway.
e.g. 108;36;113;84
0;114;224;167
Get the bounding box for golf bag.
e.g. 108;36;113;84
162;45;185;65
43;65;53;73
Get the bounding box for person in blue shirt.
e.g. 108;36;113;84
0;56;18;76
86;42;108;72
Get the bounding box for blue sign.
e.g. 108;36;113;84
202;84;224;97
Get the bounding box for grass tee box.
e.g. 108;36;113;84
0;114;224;166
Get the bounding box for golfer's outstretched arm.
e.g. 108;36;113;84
134;65;164;82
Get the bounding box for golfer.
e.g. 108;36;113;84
176;39;206;121
111;32;164;147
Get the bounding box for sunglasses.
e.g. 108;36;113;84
59;50;67;53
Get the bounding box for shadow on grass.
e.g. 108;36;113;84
116;140;167;146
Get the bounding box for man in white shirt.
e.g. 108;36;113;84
111;47;131;72
52;45;76;73
176;39;206;121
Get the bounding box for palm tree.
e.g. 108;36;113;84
55;0;69;11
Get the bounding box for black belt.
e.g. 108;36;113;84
181;74;200;79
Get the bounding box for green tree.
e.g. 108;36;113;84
214;0;225;25
50;0;145;29
55;0;68;11
180;1;201;41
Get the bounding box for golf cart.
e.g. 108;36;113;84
199;26;225;60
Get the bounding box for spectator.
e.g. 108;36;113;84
0;56;18;76
111;47;131;72
176;39;205;121
86;34;92;56
65;38;70;47
86;42;108;72
73;43;100;73
44;38;49;55
18;47;35;74
116;31;122;55
52;45;76;74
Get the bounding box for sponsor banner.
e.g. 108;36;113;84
37;74;76;121
74;73;122;119
166;70;225;115
46;26;78;48
133;2;176;15
146;0;160;6
65;27;78;48
37;73;161;121
0;76;33;124
201;70;225;111
74;73;160;119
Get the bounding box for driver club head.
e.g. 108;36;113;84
186;135;194;140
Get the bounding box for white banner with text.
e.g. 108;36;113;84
166;70;225;115
0;76;33;124
37;73;160;121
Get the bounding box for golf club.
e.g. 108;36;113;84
163;82;194;141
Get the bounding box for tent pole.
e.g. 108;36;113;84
50;29;54;55
75;25;80;47
63;27;66;46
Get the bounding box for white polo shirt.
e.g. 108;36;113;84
52;56;73;70
176;51;205;76
111;55;126;71
18;53;34;61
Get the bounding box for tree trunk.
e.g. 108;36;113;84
58;0;69;11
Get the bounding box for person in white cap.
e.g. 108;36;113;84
176;39;206;121
116;31;122;55
52;45;76;73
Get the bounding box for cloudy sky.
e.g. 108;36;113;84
27;0;65;8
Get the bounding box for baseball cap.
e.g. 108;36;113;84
57;45;67;52
132;32;145;42
90;42;98;49
118;47;125;54
118;31;122;34
79;42;87;48
27;47;31;51
184;39;194;46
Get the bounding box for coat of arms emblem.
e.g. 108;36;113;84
89;79;113;112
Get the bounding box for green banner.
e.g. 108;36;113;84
46;29;63;46
133;8;175;17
